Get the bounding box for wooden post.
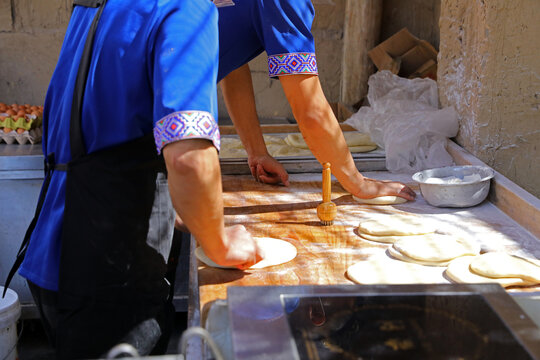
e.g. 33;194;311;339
341;0;383;107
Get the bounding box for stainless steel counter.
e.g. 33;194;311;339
0;144;44;318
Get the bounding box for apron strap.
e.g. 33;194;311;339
70;0;108;159
3;154;58;297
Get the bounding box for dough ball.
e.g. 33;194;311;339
195;237;297;269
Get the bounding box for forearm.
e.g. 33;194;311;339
280;75;365;193
162;139;227;261
220;64;267;156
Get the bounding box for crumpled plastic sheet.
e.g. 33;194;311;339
345;71;459;173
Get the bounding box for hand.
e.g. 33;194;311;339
221;225;264;270
352;177;416;201
248;153;289;186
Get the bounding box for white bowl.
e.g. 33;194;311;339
412;165;495;208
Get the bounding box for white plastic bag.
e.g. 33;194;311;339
345;71;458;173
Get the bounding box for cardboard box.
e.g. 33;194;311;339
368;28;438;80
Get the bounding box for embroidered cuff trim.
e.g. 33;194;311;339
268;52;318;77
154;111;220;154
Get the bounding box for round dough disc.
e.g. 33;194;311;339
284;132;376;149
387;247;451;267
445;256;534;287
348;145;377;153
356;231;411;244
353;195;408;205
469;252;540;283
195;237;297;269
393;234;480;262
357;215;438;236
347;254;446;284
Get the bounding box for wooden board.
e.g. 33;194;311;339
196;172;540;317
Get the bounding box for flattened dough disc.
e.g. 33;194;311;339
356;231;414;244
469;252;540;283
387;247;451;267
285;132;376;149
445;256;535;287
357;215;438;236
347;254;446;285
195;237;297;269
353;195;408;205
393;235;480;262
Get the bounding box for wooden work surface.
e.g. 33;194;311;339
196;172;540;316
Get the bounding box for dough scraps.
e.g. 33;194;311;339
284;132;376;150
357;215;438;237
195;237;297;269
445;256;535;287
346;254;446;285
469;252;540;283
393;234;480;262
353;195;408;205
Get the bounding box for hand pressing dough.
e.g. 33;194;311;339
469;252;540;283
284;132;376;150
353;195;408;205
393;235;480;262
445;256;535;287
347;254;446;284
357;215;438;237
195;237;297;269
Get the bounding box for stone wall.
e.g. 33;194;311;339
438;0;540;198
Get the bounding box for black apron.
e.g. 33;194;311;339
4;0;173;358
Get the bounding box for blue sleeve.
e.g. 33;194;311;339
256;0;318;77
152;0;220;154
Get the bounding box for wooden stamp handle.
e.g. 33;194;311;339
322;162;332;202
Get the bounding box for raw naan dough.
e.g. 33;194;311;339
348;145;377;153
285;132;375;149
469;252;540;283
346;254;447;284
356;232;417;244
445;256;535;287
387;247;452;267
195;237;297;269
393;235;480;262
269;144;312;157
357;215;438;237
353;195;408;205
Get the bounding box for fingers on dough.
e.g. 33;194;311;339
195;237;297;270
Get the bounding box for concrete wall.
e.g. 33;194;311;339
218;0;346;121
0;0;71;106
0;0;346;122
438;0;540;198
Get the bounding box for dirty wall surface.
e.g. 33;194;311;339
0;0;345;121
438;0;540;198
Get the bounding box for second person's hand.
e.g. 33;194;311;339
248;153;290;186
